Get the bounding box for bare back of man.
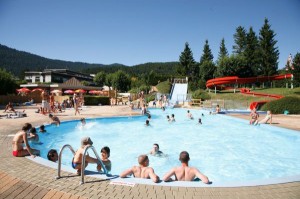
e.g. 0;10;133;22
169;166;206;181
120;155;159;183
163;151;209;184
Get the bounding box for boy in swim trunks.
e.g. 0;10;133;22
120;154;159;183
12;123;40;157
72;137;101;175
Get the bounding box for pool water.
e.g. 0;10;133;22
32;108;300;183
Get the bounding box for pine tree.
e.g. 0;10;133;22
259;18;279;76
217;38;229;62
291;53;300;87
199;40;214;65
244;27;260;76
178;42;196;76
233;26;247;55
199;40;215;85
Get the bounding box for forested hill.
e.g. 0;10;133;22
0;44;178;77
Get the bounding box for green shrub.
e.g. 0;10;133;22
192;89;211;100
261;96;300;114
84;96;110;105
156;81;171;93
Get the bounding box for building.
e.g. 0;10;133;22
25;69;93;83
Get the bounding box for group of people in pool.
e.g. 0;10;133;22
72;138;210;184
249;109;273;125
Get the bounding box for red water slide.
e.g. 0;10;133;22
206;74;293;89
206;74;293;110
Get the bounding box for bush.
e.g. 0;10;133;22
84;96;110;105
261;96;300;114
156;81;171;93
192;89;211;100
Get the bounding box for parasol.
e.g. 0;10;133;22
64;90;74;94
75;89;86;93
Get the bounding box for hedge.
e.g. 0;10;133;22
261;96;300;114
84;96;110;105
192;89;211;100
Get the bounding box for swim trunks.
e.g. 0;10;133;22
12;150;23;157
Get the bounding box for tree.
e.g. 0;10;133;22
105;73;114;98
112;70;131;93
199;40;215;88
93;71;106;87
216;55;247;77
259;18;279;76
199;60;216;89
217;38;229;62
199;40;214;65
232;26;247;55
0;68;18;95
291;53;300;87
244;27;259;77
178;42;196;76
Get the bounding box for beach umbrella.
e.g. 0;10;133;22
64;90;74;94
16;88;31;93
51;89;62;93
88;90;102;94
31;88;43;92
75;89;86;93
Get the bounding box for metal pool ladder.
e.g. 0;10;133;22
56;144;108;184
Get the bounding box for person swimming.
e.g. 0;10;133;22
149;143;164;156
187;110;194;120
145;119;150;126
198;118;202;124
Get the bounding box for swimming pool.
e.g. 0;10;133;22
32;108;300;183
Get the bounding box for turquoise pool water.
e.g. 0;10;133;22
32;108;300;183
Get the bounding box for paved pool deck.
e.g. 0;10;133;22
0;105;299;199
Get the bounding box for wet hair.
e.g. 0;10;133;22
80;118;85;122
47;149;58;161
171;114;175;117
30;127;37;134
40;125;45;130
167;115;170;119
153;143;159;149
101;146;110;158
146;120;150;125
138;154;149;165
198;118;202;124
49;114;53;118
179;151;190;163
187;110;190;113
22;123;32;131
148;115;151;119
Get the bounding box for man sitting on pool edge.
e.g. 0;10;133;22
120;154;159;183
162;151;210;184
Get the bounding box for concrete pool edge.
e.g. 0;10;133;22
27;156;300;188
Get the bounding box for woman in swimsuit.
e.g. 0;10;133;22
12;123;40;157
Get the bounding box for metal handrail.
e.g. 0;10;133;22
81;145;108;184
56;144;76;179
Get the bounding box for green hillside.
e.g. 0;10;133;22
0;44;178;77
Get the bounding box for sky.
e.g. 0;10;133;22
0;0;299;69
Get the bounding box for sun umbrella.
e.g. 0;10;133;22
64;90;74;94
31;88;43;92
75;89;86;93
16;88;31;93
88;90;102;94
51;89;62;93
